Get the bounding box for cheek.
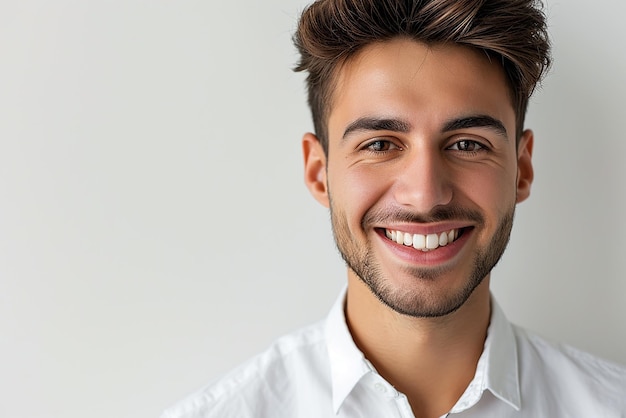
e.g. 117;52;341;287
446;152;513;194
328;164;392;222
461;167;517;219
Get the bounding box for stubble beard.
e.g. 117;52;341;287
330;200;515;318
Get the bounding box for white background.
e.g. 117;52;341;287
0;1;624;417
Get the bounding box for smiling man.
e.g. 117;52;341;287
162;1;626;417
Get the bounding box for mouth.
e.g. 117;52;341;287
383;227;468;252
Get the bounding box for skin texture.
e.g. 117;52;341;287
303;38;534;417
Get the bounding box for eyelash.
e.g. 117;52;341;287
362;139;401;153
360;138;489;156
447;139;488;153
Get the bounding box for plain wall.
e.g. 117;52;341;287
0;1;624;417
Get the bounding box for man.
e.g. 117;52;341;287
163;0;626;416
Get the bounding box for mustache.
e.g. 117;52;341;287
362;205;484;229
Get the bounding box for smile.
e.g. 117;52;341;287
384;228;462;252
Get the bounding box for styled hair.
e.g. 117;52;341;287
293;0;552;152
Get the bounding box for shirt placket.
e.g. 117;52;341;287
368;375;415;418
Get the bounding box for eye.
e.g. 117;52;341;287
448;140;485;152
365;140;400;152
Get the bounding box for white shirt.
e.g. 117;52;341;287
162;291;626;417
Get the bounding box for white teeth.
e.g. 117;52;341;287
439;232;448;246
403;232;412;246
412;234;426;250
385;228;461;252
426;234;439;249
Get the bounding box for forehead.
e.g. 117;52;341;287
327;38;515;139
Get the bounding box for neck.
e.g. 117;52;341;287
345;273;491;418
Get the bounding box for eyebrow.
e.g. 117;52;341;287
442;115;508;140
341;114;508;140
342;117;411;140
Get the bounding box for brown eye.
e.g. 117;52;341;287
449;140;484;152
366;140;397;152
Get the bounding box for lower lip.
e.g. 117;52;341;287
376;228;472;266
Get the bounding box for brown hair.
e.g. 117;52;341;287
293;0;552;152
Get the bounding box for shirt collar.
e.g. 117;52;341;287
325;286;372;413
325;289;521;414
482;298;521;410
449;297;521;413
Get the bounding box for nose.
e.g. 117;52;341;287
391;147;453;214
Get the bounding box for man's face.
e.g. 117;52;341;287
303;38;533;317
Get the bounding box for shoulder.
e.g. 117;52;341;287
161;321;330;418
513;325;626;410
514;324;626;382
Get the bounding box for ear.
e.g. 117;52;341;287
302;132;329;208
516;129;534;203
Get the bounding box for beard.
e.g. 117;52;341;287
330;200;514;318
